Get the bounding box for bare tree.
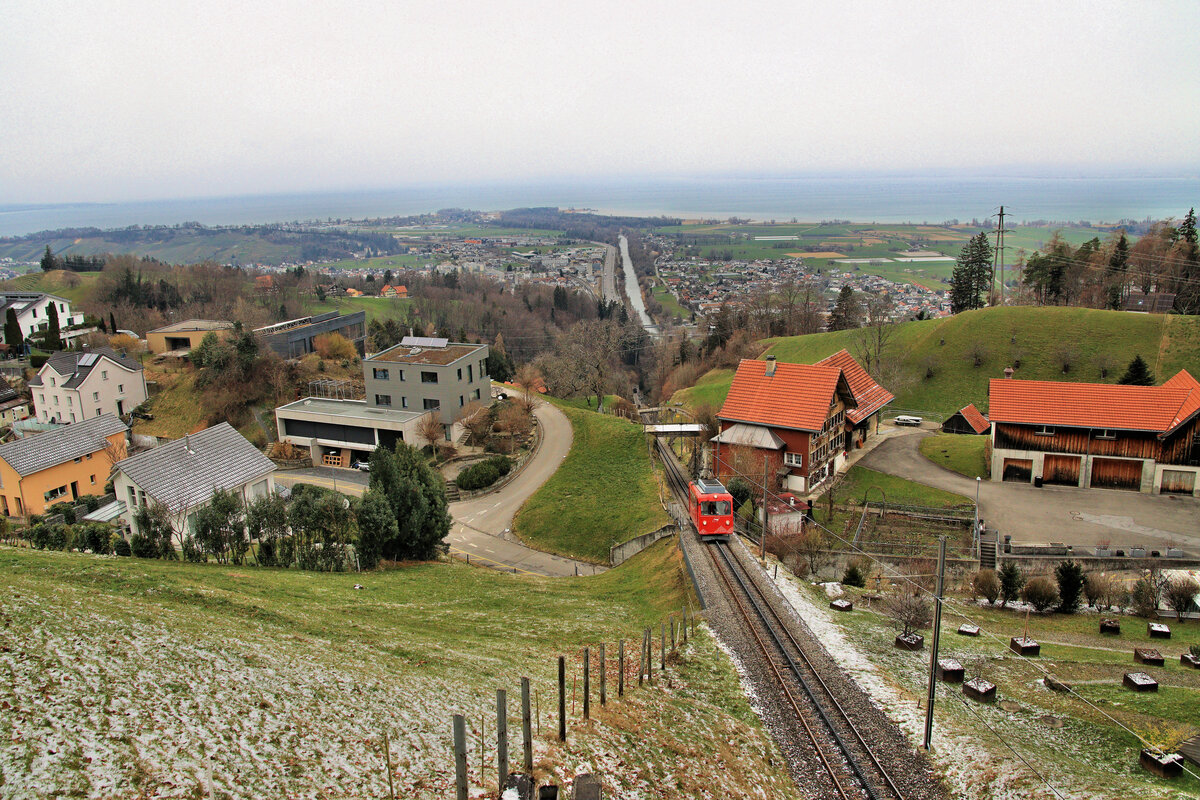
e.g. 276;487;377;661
417;410;445;453
457;401;492;447
1163;576;1199;622
794;524;830;578
885;590;932;638
513;363;543;414
852;295;896;377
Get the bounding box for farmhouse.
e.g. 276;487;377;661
814;349;894;443
113;422;276;537
713;356;857;494
0;413;127;518
988;370;1200;495
379;284;408;298
943;403;990;435
28;347;148;423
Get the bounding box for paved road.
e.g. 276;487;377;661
275;400;600;577
618;234;659;337
859;429;1200;552
601;243;618;302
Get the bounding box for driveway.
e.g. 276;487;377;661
858;429;1200;552
275;400;599;577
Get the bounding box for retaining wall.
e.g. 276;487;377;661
610;525;678;567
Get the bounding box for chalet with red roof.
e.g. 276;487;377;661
814;349;895;441
942;403;990;435
988;369;1200;495
379;284;408;299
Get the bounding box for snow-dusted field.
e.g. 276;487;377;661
0;547;797;799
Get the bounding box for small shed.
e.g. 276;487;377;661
942;403;990;435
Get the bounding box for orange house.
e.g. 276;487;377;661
0;414;128;518
380;284;408;299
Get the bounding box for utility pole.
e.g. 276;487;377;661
760;455;770;560
993;206;1007;305
923;536;947;750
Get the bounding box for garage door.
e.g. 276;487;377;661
1002;458;1033;483
1043;454;1081;486
1090;458;1141;491
1160;469;1197;495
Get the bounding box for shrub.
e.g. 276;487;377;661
1191;644;1200;658
130;533;158;559
1083;573;1106;608
77;523;112;554
1021;576;1060;612
313;333;357;360
1163;576;1199;622
112;535;131;557
457;461;500;491
1054;560;1085;613
998;562;1025;607
728;478;753;512
276;535;295;567
1130;577;1160;617
257;537;277;567
841;562;866;588
972;569;1001;605
181;535;205;563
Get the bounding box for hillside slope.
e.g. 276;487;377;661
676;307;1200;418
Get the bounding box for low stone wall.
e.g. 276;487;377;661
269;456;313;470
455;417;543;501
610;525;678;567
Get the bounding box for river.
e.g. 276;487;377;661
618;235;658;336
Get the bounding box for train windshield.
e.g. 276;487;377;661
701;500;731;516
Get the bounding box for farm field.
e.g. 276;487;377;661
0;269;102;304
301;294;413;324
674;307;1200;420
775;572;1200;799
512;400;670;563
650;280;689;320
0;543;797;799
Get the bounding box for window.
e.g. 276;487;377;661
701;500;731;516
44;485;68;502
457;368;462;380
86;453;92;460
50;377;56;387
1035;425;1055;436
138;489;147;507
54;396;60;405
398;370;405;382
474;388;481;400
73;456;82;463
1095;429;1117;440
102;370;108;380
459;395;465;407
421;371;438;383
128;486;138;508
117;384;123;393
375;394;392;407
90;475;96;485
67;396;73;406
373;368;389;380
95;408;101;416
423;398;440;410
93;391;99;401
401;396;408;408
468;364;473;382
784;452;803;467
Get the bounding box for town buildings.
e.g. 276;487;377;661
0;413;127;517
113;422;276;537
28;347;147;423
988;370;1200;495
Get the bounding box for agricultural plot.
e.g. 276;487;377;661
0;544;797;800
773;575;1200;799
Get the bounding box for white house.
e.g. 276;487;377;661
112;422;277;537
0;292;88;346
28;347;147;423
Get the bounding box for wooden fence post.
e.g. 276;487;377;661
619;639;626;697
558;656;566;742
496;689;508;796
682;606;688;644
661;622;666;670
583;647;591;720
521;677;533;774
599;644;606;707
383;729;395;800
453;714;468;800
671;616;676;650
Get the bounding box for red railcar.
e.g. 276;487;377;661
688;478;734;540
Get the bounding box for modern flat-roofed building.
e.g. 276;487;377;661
363;336;489;415
274;397;431;468
254;311;366;357
146;319;235;355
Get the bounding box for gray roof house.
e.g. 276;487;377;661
112;422;277;535
29;346;148;424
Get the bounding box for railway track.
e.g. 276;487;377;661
656;439;908;800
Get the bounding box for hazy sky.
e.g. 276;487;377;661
3;0;1199;203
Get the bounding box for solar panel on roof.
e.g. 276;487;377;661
400;336;449;348
78;353;98;366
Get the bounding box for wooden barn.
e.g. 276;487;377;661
987;370;1200;495
943;404;990;435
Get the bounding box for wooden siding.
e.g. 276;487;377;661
1043;454;1081;486
1161;469;1197;494
995;420;1200;466
1091;457;1141;490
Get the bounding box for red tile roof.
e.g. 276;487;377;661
718;359;855;432
953;403;990;434
988;370;1200;437
815;349;895;424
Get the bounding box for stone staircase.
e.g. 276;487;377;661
979;530;998;570
444;480;461;502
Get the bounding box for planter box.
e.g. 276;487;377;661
1044;676;1072;693
936;658;964;683
1010;637;1041;656
1180;653;1200;669
1134;648;1165;666
957;624;980;637
1099;619;1121;635
1148;623;1171;639
963;677;996;702
1123;672;1159;692
894;633;924;651
1139;750;1184;779
1129;547;1146;558
1094;547;1111;557
830;598;853;612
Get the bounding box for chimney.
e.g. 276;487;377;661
1003;366;1014;379
765;355;777;377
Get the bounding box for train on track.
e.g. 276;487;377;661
687;478;734;541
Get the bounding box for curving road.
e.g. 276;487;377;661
447;398;605;577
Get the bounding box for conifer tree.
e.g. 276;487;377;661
949;232;993;313
45;304;62;350
4;308;23;352
1117;354;1155;386
40;245;57;272
828;286;861;330
1105;232;1129;310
